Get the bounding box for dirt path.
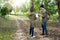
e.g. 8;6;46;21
13;18;28;40
14;20;51;40
10;15;60;40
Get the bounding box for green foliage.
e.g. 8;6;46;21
34;0;40;13
20;5;28;13
32;0;58;15
1;7;8;16
0;6;12;16
49;13;58;22
44;0;58;15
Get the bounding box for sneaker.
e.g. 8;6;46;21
31;36;36;38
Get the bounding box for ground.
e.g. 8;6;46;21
8;15;60;40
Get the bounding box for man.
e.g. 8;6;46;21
28;6;36;38
40;5;50;37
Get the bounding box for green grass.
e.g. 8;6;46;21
0;17;16;40
0;32;14;40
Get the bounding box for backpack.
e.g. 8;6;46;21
46;11;50;20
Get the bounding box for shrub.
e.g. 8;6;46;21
0;7;12;16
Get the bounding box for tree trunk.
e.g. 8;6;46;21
57;0;60;23
31;0;34;5
31;0;34;7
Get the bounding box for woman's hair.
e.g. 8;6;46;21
30;6;34;12
40;5;44;8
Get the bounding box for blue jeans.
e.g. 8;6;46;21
29;27;34;36
42;21;48;35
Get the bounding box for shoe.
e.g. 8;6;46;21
31;36;36;38
41;33;45;35
43;35;49;38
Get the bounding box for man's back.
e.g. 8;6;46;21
28;12;36;27
28;12;36;21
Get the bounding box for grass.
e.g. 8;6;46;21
0;32;14;40
0;17;16;40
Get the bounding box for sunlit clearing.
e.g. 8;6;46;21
8;0;30;8
13;0;26;7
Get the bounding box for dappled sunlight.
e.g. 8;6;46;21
0;0;60;40
8;0;30;8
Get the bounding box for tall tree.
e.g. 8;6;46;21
30;0;34;8
57;0;60;22
31;0;34;5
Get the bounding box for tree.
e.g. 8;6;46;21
0;2;13;16
30;0;34;10
1;7;8;16
44;0;57;15
57;0;60;22
0;6;12;17
31;0;34;6
34;0;40;13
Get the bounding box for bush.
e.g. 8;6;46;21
0;7;12;16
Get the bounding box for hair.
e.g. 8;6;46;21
30;6;34;12
40;5;44;8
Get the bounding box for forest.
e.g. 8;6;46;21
0;0;60;40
